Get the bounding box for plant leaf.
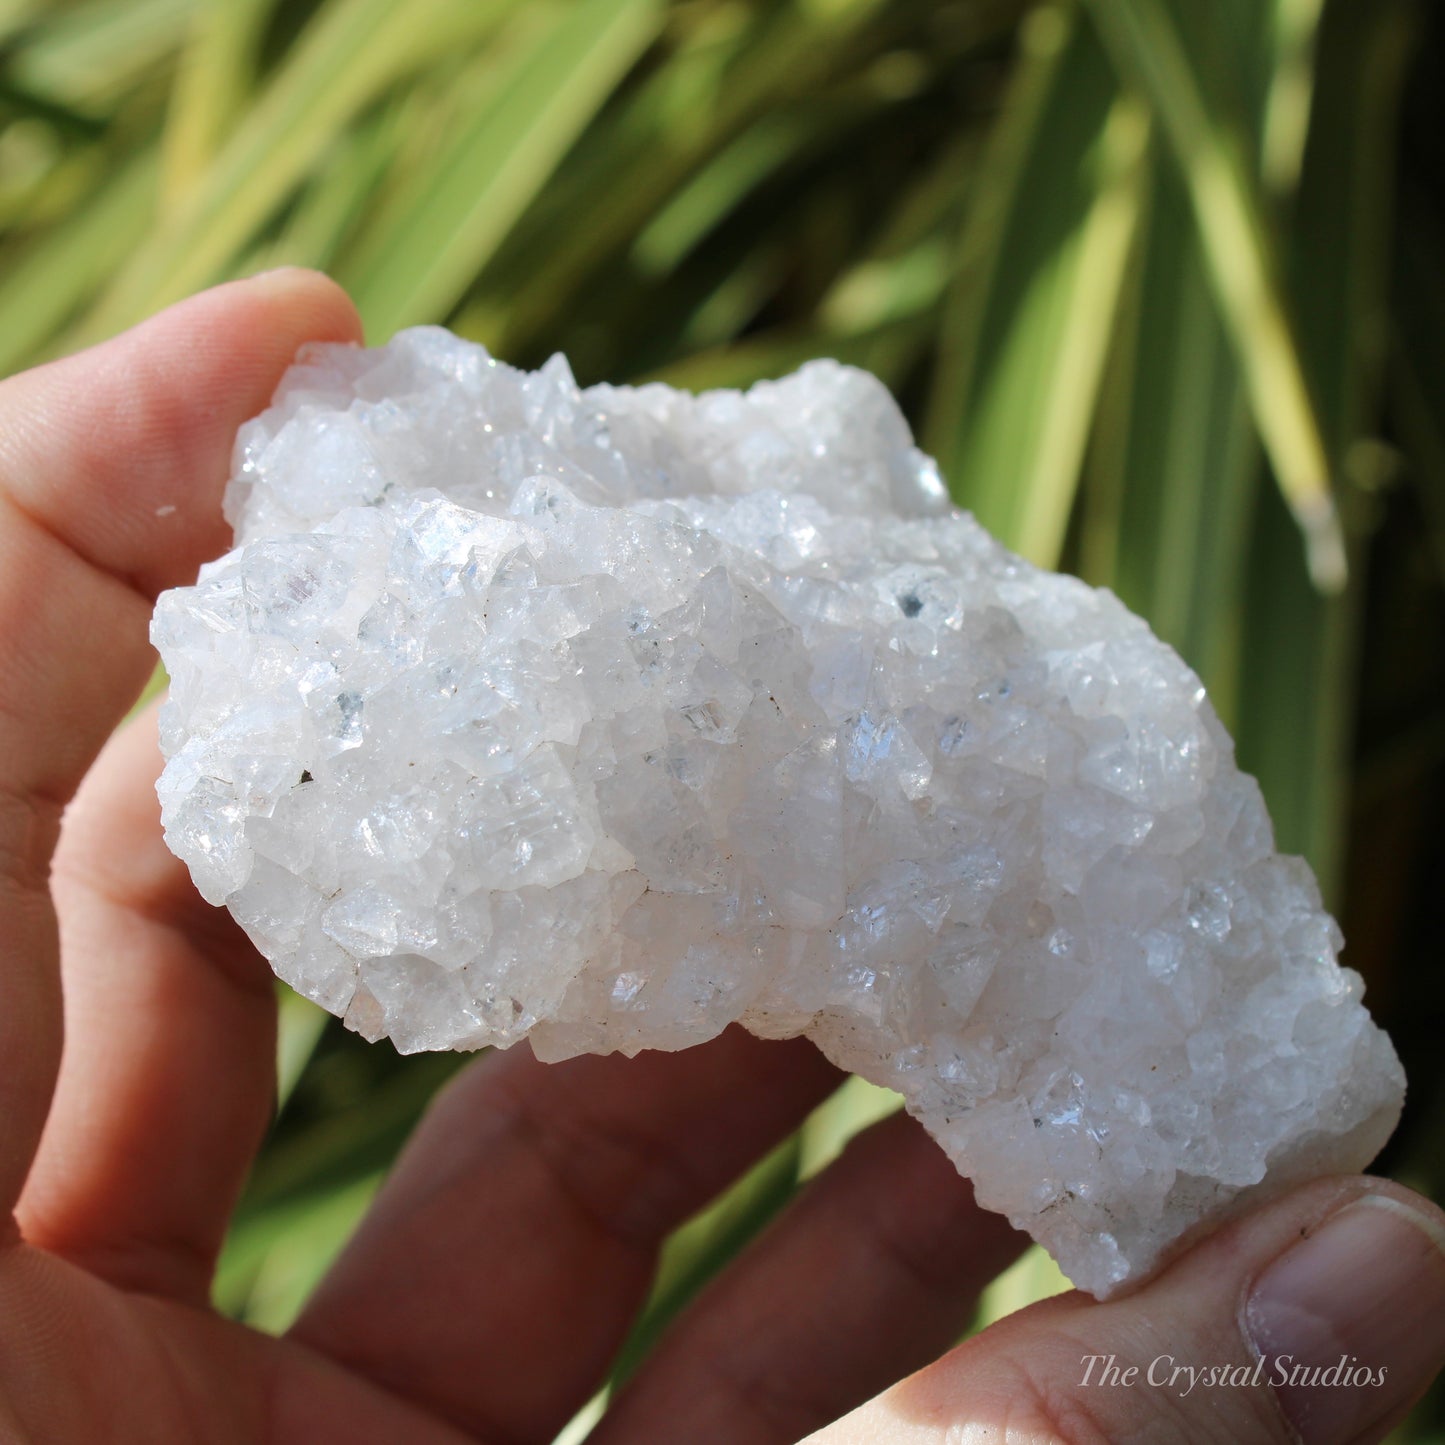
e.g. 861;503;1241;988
344;0;663;337
1084;0;1345;591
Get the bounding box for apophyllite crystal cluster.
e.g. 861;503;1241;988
152;327;1404;1297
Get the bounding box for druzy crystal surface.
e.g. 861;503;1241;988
152;328;1404;1296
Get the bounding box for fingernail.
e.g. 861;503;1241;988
1246;1194;1445;1444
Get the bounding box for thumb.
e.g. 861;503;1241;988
811;1176;1445;1445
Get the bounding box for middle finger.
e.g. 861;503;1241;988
290;1025;841;1444
593;1108;1028;1445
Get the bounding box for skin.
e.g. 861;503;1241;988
0;268;1441;1444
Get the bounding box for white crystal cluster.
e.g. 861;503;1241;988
152;328;1404;1296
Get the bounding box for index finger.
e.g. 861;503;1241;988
0;270;362;1217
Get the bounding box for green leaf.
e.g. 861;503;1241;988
630;109;825;279
797;1074;902;1176
1084;0;1346;592
1081;156;1257;719
0;143;159;375
215;1170;383;1330
648;311;931;394
343;0;664;337
459;0;983;357
159;0;275;208
973;1244;1067;1331
926;9;1145;567
235;1050;463;1220
71;0;507;343
1234;0;1414;890
609;1132;803;1385
6;0;198;109
251;97;406;272
1259;0;1325;197
275;985;330;1108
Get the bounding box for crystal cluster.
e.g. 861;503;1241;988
152;328;1404;1296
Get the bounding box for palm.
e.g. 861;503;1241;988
0;1251;438;1442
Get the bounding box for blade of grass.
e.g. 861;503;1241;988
233;1051;464;1220
159;0;275;210
453;10;770;352
1236;0;1414;889
554;1391;610;1445
0;142;159;374
926;12;1145;566
674;241;790;354
0;75;107;141
461;0;1005;357
344;0;663;336
1239;483;1346;881
1080;156;1257;718
631;105;842;280
71;0;509;343
923;2;1075;478
0;0;47;45
251;97;406;272
6;0;198;110
1152;0;1274;148
609;1132;803;1386
563;78;932;380
797;1074;902;1176
649;312;932;394
0;112;60;224
820;235;951;335
809;128;984;341
1084;0;1345;592
1008;93;1147;565
973;1244;1068;1329
215;1169;383;1330
1260;0;1324;198
275;985;330;1108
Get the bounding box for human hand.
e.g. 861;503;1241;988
2;271;1442;1445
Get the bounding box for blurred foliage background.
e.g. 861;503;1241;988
3;0;1444;1436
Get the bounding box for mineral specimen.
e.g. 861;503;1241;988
152;328;1405;1297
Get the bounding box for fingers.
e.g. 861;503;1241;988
290;1027;843;1445
0;268;362;805
0;267;361;603
592;1109;1027;1445
0;268;360;1217
0;1241;477;1445
16;705;276;1305
811;1176;1445;1445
